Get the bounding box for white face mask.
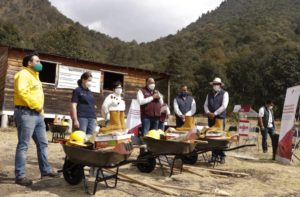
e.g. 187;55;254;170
115;88;122;95
268;106;273;110
148;84;155;90
86;81;92;88
213;85;221;92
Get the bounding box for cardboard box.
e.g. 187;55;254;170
94;134;132;149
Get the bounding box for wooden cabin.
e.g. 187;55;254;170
0;45;170;128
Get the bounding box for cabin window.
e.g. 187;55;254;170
40;61;57;84
103;72;124;91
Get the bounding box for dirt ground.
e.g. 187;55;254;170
1;127;300;197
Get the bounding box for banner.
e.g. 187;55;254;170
238;119;250;136
276;85;300;164
126;99;141;136
57;65;101;93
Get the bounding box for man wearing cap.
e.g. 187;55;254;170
174;85;196;127
204;77;229;164
258;100;275;153
14;53;59;186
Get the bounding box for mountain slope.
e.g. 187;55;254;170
0;0;300;113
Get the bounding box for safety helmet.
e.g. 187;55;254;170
67;130;88;147
146;130;160;140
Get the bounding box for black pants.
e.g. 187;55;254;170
208;118;226;158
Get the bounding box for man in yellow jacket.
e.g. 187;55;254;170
14;53;58;186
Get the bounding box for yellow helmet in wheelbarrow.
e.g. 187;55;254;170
146;130;160;140
66;130;88;147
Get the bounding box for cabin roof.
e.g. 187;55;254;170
1;44;169;78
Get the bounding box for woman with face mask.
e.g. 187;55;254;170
70;72;97;135
100;81;126;132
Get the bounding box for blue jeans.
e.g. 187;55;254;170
261;127;275;151
208;117;226;159
78;117;96;135
141;117;159;136
14;108;52;179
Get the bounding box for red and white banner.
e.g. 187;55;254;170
276;85;300;164
238;119;250;136
126;99;141;136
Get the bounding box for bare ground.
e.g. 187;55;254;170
1;128;300;197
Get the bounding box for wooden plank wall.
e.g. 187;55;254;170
3;48;168;117
0;47;8;111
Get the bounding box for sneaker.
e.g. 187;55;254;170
220;157;226;164
15;177;33;186
41;172;60;179
208;157;216;163
263;149;268;153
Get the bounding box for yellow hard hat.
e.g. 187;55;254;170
67;130;88;147
146;130;160;140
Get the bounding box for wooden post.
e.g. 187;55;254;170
68;119;72;133
167;79;171;107
1;114;8;128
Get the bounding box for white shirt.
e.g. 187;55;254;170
161;104;171;115
173;97;196;116
258;107;273;128
101;93;125;121
204;91;229;116
137;89;163;106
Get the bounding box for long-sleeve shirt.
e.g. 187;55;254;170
173;98;196;116
204;91;229;115
14;67;44;112
137;89;163;105
101;93;126;120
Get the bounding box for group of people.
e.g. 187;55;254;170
13;53;276;186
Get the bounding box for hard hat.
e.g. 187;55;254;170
67;130;88;147
146;130;160;140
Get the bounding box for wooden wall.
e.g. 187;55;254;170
0;47;8;111
2;47;168;117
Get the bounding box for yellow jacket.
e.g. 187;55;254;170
14;67;44;112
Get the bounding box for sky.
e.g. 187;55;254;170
49;0;223;43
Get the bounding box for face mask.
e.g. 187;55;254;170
86;81;92;88
148;84;155;91
33;63;43;72
115;88;122;95
180;92;188;97
213;85;221;92
268;106;273;110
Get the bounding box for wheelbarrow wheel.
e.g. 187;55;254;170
136;153;156;173
63;160;84;185
182;154;198;165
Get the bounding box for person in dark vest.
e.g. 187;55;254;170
258;100;275;153
137;77;163;136
174;85;196;127
204;77;229;164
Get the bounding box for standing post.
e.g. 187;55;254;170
1;114;8;128
167;79;171;107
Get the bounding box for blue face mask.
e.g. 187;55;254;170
33;63;43;72
180;92;188;97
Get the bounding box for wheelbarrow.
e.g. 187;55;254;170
181;137;256;166
136;137;197;176
48;123;69;142
60;143;135;195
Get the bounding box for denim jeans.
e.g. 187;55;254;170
261;127;275;151
208;117;226;159
141;117;159;136
14;108;52;179
78;117;96;135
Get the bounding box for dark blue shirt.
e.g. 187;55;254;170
71;87;96;119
